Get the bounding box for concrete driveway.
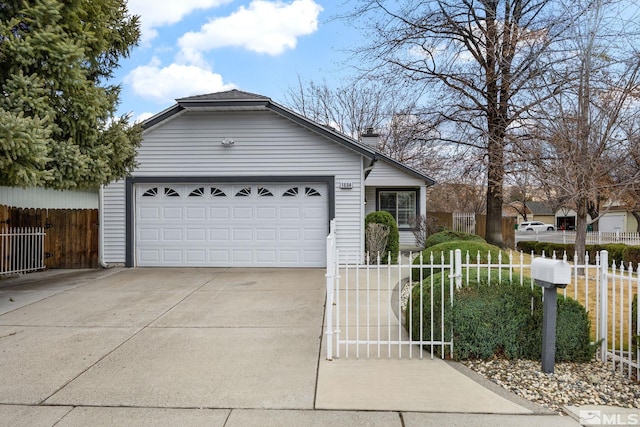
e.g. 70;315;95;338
0;268;581;427
0;268;329;423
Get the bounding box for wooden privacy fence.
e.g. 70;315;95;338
0;205;98;269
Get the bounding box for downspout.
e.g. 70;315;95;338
98;184;108;268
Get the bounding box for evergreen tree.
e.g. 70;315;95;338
0;0;141;189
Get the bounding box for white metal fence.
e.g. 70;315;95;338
517;230;640;246
325;224;639;380
0;227;46;276
453;212;476;234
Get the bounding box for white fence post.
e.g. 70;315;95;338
325;219;336;360
599;250;609;362
454;249;462;289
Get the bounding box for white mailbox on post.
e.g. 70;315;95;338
531;258;571;289
531;257;572;374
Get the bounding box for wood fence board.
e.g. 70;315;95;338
1;205;98;269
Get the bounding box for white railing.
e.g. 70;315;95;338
325;231;639;381
0;227;46;276
517;230;640;246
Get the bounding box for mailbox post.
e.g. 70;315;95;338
531;258;571;374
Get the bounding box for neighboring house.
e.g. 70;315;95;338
101;90;435;268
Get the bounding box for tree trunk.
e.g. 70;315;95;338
574;198;588;267
485;137;505;247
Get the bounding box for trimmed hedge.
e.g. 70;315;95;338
412;240;509;279
423;230;485;249
406;270;596;361
365;211;399;264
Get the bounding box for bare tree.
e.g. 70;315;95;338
522;0;640;260
342;0;576;247
284;77;455;177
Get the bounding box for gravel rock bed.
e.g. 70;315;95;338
462;358;640;413
401;282;640;413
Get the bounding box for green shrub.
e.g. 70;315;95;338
365;211;399;264
516;241;536;253
406;271;597;361
423;230;485;249
623;246;640;266
601;244;628;264
412;240;509;279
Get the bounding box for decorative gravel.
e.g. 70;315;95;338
462;358;640;414
401;282;640;413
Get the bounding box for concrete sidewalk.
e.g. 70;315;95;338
0;268;587;426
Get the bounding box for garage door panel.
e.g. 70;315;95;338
280;229;300;240
209;207;230;220
232;229;253;241
256;250;277;263
186;250;206;262
185;207;206;219
280;207;302;220
139;207;160;220
210;250;229;263
233;206;253;220
162;207;182;220
162;250;183;263
232;250;253;262
136;182;327;267
280;251;301;263
139;228;160;241
210;228;230;241
186;228;206;241
257;207;277;219
256;228;277;241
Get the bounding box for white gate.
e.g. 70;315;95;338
0;227;46;276
453;212;476;234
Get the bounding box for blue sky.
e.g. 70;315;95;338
113;0;359;122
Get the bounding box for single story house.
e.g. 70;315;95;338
101;90;435;268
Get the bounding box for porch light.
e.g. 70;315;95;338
221;138;235;147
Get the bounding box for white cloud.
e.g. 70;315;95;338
125;57;236;103
127;0;233;43
134;112;155;123
178;0;323;59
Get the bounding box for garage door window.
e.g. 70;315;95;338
283;187;298;196
211;187;226;197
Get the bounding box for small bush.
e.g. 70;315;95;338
365;211;399;264
623;246;640;266
412;240;508;279
516;241;536;253
601;244;628;264
423;230;485;249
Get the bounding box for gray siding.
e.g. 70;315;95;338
103;110;364;259
102;180;126;264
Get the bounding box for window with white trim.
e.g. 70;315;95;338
378;189;418;229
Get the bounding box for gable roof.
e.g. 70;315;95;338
142;89;436;185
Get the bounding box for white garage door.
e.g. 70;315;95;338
599;215;624;233
135;183;328;267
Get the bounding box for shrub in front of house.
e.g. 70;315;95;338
622;246;640;266
423;230;485;249
365;211;399;263
411;240;508;279
406;271;596;361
